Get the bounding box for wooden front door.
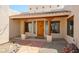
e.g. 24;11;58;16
37;21;44;37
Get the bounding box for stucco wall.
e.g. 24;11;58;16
9;9;20;39
9;20;20;38
28;5;64;13
51;17;67;39
0;6;9;44
64;5;79;48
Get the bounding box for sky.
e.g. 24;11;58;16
10;5;29;12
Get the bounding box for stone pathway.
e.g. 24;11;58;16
10;38;67;53
43;39;67;53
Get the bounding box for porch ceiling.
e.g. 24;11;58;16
10;10;71;20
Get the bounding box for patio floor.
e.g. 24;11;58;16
43;38;67;52
10;38;67;53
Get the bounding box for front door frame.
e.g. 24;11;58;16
37;21;44;37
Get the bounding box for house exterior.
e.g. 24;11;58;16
10;5;69;38
10;5;79;49
9;9;20;38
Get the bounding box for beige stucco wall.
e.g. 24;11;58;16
0;6;9;44
51;17;67;39
9;20;20;38
29;5;64;13
9;9;20;39
63;5;79;48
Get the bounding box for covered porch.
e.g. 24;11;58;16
10;10;71;39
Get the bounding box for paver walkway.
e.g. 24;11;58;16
10;38;67;53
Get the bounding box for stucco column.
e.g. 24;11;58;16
36;20;37;36
48;20;51;35
47;18;53;35
20;20;25;34
44;20;46;37
47;18;53;42
32;21;34;35
44;20;45;37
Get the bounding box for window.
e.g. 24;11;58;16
57;5;60;7
36;7;38;10
49;5;51;8
33;21;36;34
45;21;48;34
25;22;32;32
30;8;32;10
67;16;74;37
51;21;60;33
42;6;44;8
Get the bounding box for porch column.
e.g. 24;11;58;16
20;20;25;34
32;21;34;35
36;20;37;36
47;18;53;35
48;20;51;35
44;20;46;37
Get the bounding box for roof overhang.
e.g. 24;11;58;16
10;10;71;20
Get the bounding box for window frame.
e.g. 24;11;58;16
30;8;32;10
67;16;74;37
51;21;60;33
24;22;32;32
